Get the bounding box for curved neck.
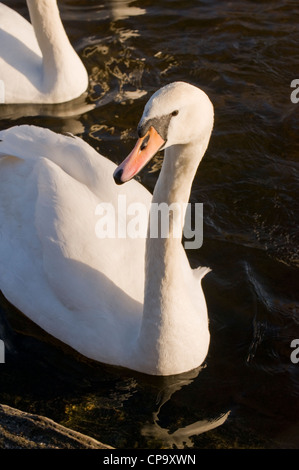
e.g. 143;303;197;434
26;0;87;97
144;141;205;307
135;138;209;374
27;1;70;65
145;143;200;278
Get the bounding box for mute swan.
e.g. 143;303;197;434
0;0;88;104
0;81;213;375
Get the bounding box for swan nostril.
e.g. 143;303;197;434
140;134;150;151
113;168;124;185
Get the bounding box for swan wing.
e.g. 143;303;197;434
0;125;150;363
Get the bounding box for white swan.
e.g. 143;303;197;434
0;0;88;104
0;81;214;375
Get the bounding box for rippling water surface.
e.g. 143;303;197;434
0;0;298;449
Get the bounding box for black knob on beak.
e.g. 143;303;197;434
113;168;124;185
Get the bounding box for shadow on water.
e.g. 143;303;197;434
0;291;230;449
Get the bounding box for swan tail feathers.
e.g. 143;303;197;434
194;266;211;282
0;125;38;161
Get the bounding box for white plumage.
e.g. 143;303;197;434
0;0;88;103
0;82;213;375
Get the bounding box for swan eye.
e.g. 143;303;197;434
172;110;179;116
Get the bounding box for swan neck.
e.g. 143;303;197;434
27;1;68;60
135;140;208;374
154;143;200;206
147;141;206;268
26;0;85;94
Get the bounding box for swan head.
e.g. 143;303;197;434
113;81;214;184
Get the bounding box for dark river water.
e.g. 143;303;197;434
0;0;299;450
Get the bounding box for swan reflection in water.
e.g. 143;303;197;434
0;93;95;134
109;0;146;21
141;367;230;449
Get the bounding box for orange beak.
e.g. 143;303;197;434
113;126;165;184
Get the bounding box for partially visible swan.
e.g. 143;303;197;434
0;0;88;104
0;82;214;375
